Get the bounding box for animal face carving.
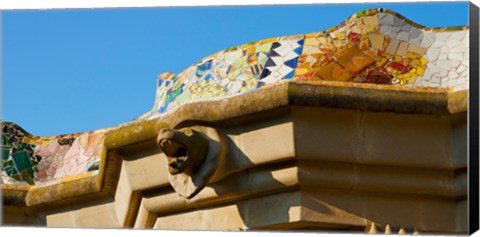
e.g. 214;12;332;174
157;127;210;175
157;126;227;199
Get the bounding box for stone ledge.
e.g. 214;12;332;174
2;81;468;207
108;81;467;150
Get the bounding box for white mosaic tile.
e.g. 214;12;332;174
457;65;468;73
447;39;463;49
378;13;394;25
449;53;464;61
431;40;445;48
436;60;452;70
440;45;449;53
409;27;423;39
450;44;466;53
391;26;401;33
401;23;411;32
420;32;435;48
450;31;467;40
394;16;404;27
435;32;451;41
380;25;390;34
451;60;462;68
462;30;469;47
439;70;449;78
438;54;448;60
427;63;444;74
397;31;410;41
410;38;421;45
426;48;440;61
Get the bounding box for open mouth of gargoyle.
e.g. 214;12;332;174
158;138;189;174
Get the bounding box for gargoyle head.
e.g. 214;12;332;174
156;126;227;199
157;127;210;175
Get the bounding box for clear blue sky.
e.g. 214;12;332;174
2;2;469;136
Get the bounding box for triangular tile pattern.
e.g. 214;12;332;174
149;9;468;119
1;9;471;187
259;38;304;84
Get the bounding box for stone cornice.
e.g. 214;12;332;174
2;81;467;207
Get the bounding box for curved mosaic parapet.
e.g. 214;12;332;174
1;121;107;187
148;8;469;119
1;8;470;191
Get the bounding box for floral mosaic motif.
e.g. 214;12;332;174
294;9;435;86
1;121;106;186
2;9;469;187
150;8;469;118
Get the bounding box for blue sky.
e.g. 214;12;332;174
2;2;469;136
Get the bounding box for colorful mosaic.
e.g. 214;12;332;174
1;121;106;186
1;9;469;187
149;9;469;118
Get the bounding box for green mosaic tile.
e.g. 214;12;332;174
5;160;17;176
1;145;10;160
12;150;32;171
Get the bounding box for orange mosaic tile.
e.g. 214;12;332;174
334;45;375;73
316;61;354;81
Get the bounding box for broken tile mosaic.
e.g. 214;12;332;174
1;121;106;186
1;8;469;187
150;9;469;118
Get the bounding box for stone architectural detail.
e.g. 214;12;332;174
0;8;469;188
157;126;228;198
1;8;472;234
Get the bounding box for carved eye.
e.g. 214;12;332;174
183;128;194;136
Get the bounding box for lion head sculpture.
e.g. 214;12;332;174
157;126;227;199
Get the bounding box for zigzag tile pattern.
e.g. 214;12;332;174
1;9;470;187
151;9;469;118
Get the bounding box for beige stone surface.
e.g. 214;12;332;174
293;107;359;163
234;120;295;166
143;165;298;214
154;203;247;230
119;144;169;191
360;111;452;168
2;84;467;233
294;106;464;169
153;190;302;230
298;161;462;197
133;199;156;229
46;199;120;228
113;163;134;227
112;144;170;226
303;189;460;233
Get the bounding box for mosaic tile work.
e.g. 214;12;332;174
1;121;106;186
2;9;470;187
149;9;469;118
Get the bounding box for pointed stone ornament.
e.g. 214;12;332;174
368;223;378;234
385;224;392;234
413;228;420;235
398;227;407;235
